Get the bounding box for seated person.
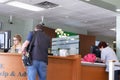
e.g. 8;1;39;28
9;34;22;53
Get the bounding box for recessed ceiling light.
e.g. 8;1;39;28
65;16;69;18
0;0;10;3
6;1;45;11
116;9;120;12
110;28;116;31
113;41;116;43
85;0;90;1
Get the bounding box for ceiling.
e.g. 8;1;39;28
0;0;120;39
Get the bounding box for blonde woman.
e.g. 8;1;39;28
9;34;22;53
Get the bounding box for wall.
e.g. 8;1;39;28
95;35;114;48
46;22;115;49
33;19;88;35
0;15;33;43
80;34;95;57
0;16;57;47
0;15;114;49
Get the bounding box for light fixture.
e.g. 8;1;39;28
0;0;10;3
116;9;120;12
65;16;69;18
6;1;45;11
0;0;9;3
113;41;116;43
85;0;91;1
110;28;116;31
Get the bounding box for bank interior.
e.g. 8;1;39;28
0;0;120;80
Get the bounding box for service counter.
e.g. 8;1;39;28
81;61;108;80
48;55;108;80
0;53;27;80
0;53;108;80
47;55;81;80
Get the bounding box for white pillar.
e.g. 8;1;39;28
109;61;114;80
116;15;120;59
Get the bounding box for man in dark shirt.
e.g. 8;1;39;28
22;24;50;80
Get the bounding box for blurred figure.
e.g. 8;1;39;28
22;24;50;80
9;34;22;53
98;41;120;80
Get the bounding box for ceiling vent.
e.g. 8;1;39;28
35;1;59;9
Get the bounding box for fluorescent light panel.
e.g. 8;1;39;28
0;0;9;3
7;1;45;11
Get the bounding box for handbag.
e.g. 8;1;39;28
22;52;32;66
22;31;36;66
82;53;96;62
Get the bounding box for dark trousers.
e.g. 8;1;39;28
114;70;120;80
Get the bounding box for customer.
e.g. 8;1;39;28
22;24;50;80
98;41;120;80
9;34;22;53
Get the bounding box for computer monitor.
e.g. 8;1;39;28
90;45;101;58
0;31;11;52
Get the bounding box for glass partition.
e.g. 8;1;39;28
51;35;79;56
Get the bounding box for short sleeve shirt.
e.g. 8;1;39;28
101;46;120;71
27;31;33;42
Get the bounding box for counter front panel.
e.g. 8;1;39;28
0;53;27;80
0;53;108;80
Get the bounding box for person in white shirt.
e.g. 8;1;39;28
98;41;120;80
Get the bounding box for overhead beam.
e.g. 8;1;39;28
80;0;116;12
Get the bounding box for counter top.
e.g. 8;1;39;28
0;53;105;67
81;61;106;67
0;53;106;67
0;52;22;56
48;55;80;60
